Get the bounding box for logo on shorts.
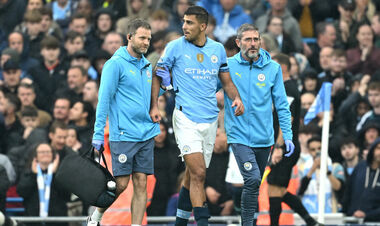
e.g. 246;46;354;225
211;55;218;63
183;145;191;153
244;162;252;171
258;73;265;82
118;154;127;163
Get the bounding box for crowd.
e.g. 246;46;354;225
0;0;380;225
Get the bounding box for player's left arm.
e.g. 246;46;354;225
219;71;244;116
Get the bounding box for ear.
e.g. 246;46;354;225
200;23;207;32
49;132;53;141
235;38;241;48
127;33;132;41
82;111;88;120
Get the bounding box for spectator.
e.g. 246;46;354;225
333;0;360;49
17;83;52;128
342;138;380;222
0;165;10;213
0;0;26;36
85;8;114;56
68;13;89;37
148;9;170;35
62;31;85;66
39;7;64;41
298;136;345;213
48;121;76;161
2;93;22;153
1;60;22;94
205;128;233;216
50;0;75;29
56;65;88;104
300;92;315;111
28;35;69;111
7;31;39;73
347;23;380;76
75;0;94;23
224;35;240;57
307;22;337;73
356;80;380;131
371;12;380;48
65;126;82;153
17;143;70;226
205;15;218;41
91;49;111;79
340;137;361;178
301;69;319;95
70;51;98;80
357;122;380;160
317;46;334;78
68;100;94;150
147;31;167;68
82;80;98;110
115;0;150;36
168;0;192;34
255;0;303;52
22;10;45;59
353;0;376;24
266;16;296;54
53;97;71;125
102;32;124;55
198;0;252;43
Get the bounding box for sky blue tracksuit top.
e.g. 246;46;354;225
93;46;160;142
224;49;292;148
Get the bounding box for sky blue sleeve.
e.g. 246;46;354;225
271;65;293;141
219;46;229;72
157;41;176;70
93;59;120;141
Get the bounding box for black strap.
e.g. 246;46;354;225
85;146;110;171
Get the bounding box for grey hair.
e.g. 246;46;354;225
236;23;260;40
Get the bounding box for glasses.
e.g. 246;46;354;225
37;150;52;154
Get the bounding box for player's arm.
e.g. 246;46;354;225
150;67;164;123
219;71;244;116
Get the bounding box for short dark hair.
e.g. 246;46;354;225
24;10;42;23
368;81;380;91
73;100;94;123
315;22;334;38
127;19;151;37
18;83;36;93
65;30;84;43
40;35;60;49
70;12;87;23
272;53;291;70
237;23;260;40
307;135;322;147
4;93;21;112
21;106;38;118
331;49;346;58
49;120;68;133
39;7;53;18
69;65;87;77
184;6;208;25
340;137;358;149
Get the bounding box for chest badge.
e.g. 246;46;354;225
258;73;265;82
211;55;218;63
197;53;204;63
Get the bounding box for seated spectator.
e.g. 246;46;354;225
65;126;83;154
39;7;64;41
342;138;380;222
68;13;89;37
17;83;52;128
317;46;333;78
49;121;76;161
50;0;75;29
17;143;70;226
29;35;69;111
266;16;296;54
147;31;167;69
347;24;380;75
52;97;71;125
205;15;218;42
62;31;85;66
149;9;170;35
300;92;315;112
82;80;98;110
55;65;88;103
340;137;361;178
0;48;31;81
333;0;359;49
371;12;380;48
298;136;345;213
70;51;98;80
22;10;45;59
224;35;239;57
357;122;380;160
75;0;94;23
356;80;380;131
68;100;94;151
92;50;111;79
0;165;10;213
301;69;319;95
102;32;124;56
1;60;22;94
2;93;22;153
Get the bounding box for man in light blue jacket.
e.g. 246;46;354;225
224;23;294;226
88;19;160;226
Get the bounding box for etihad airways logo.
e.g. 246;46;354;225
184;68;218;75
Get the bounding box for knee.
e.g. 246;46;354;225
190;167;206;183
116;180;129;194
243;177;260;191
133;174;147;191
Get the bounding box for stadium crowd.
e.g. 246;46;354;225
0;0;379;225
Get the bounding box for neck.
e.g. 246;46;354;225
75;119;87;127
283;72;290;81
91;100;98;109
371;161;380;169
346;157;359;168
373;106;380;114
39;163;50;170
192;34;207;47
317;39;328;48
126;46;142;59
360;43;373;50
45;59;58;67
272;9;285;17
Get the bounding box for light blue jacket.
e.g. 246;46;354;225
224;49;292;147
93;47;160;142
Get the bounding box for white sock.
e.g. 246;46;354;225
0;211;4;225
131;224;140;226
91;209;104;222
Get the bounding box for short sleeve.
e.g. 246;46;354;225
219;45;229;72
156;40;177;70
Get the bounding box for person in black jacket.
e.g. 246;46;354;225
17;143;71;226
343;138;380;222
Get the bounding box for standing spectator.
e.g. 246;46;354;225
342;138;380;222
198;0;252;43
266;16;296;54
82;80;98;110
68;13;89;37
62;31;85;66
17;143;70;226
340;137;361;178
22;10;45;59
1;60;22;94
347;24;380;76
317;46;334;78
101;32;124;55
255;0;303;52
0;0;26;36
356;80;380;131
333;0;359;49
371;12;380;48
168;0;192;34
68;100;94;150
115;0;150;36
39;7;64;41
53;97;71;125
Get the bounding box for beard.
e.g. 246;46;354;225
131;43;148;56
243;47;259;60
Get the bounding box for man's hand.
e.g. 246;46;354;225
353;210;366;218
284;140;295;157
271;147;283;164
231;97;244;116
149;106;161;123
205;186;221;204
156;66;172;90
92;140;104;152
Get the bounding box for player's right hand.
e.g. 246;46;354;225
150;106;161;123
92;140;104;152
156;66;172;90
